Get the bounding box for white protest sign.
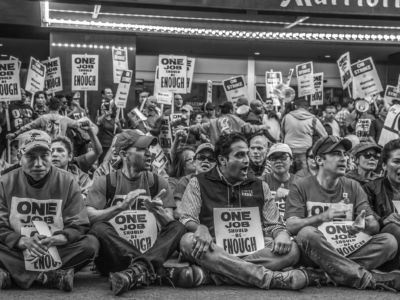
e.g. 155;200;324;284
311;72;324;106
71;54;99;91
115;70;133;108
42;57;63;93
109;208;158;253
384;85;400;107
284;68;294;86
337;52;352;89
355;119;372;142
222;76;248;103
156;91;173;106
213;207;264;256
206;80;213;103
10;56;21;71
378;104;400;146
25;57;46;94
158;55;187;93
159;116;173;153
318;221;371;257
0;60;21;101
351;57;383;98
265;71;282;99
296;61;314;97
149;143;168;173
112;47;128;84
186;57;195;93
393;201;400;213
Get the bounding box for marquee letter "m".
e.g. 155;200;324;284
280;0;313;7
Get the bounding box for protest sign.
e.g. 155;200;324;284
393;201;400;214
149;143;168;173
318;221;371;257
156;91;173;106
378;104;400;146
355;119;372;142
337;52;352;89
186;57;195;93
0;60;21;101
115;70;133;108
71;54;99;91
109;207;158;253
265;71;282;99
25;57;46;94
351;57;383;98
384;85;400;106
158;55;187;93
222;76;248;103
42;57;63;93
112;47;128;84
284;68;294;86
159;116;173;153
213;207;264;256
311;72;324;106
206;80;213;102
10;56;21;71
296;61;314;97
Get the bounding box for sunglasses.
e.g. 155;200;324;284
360;152;380;160
269;153;290;162
265;102;273;105
196;154;215;163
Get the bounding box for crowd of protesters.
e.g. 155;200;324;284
1;85;400;296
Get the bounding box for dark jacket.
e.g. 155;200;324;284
363;177;396;229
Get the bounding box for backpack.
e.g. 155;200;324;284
105;170;159;206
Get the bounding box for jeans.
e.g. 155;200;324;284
380;223;400;271
90;220;186;275
295;226;397;289
179;233;300;289
0;235;98;289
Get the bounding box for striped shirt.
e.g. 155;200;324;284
179;173;286;237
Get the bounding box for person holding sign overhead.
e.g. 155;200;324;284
0;130;98;291
286;135;400;291
364;139;400;271
86;129;186;296
178;133;309;290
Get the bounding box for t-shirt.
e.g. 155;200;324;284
285;175;373;221
97;117;119;147
8;103;35;133
86;170;175;211
263;173;295;218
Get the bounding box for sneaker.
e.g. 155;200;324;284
109;261;156;296
302;268;330;288
0;267;11;289
270;269;308;290
42;268;74;292
163;264;209;288
371;270;400;292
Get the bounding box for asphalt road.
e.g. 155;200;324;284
1;272;399;300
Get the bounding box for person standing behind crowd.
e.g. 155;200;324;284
335;97;355;136
97;101;122;164
293;146;317;181
0;130;98;291
323;105;341;137
98;88;114;117
33;91;49;117
346;142;381;185
263;143;295;219
285;135;400;291
67;92;87;120
178;132;308;290
281;97;327;173
6;97;84;140
51;136;92;201
86;130;185;296
364;139;400;271
202;102;216;123
247;133;271;179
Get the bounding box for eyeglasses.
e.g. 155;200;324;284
360;152;380;160
196;154;215;163
269;154;290;162
307;155;315;159
265;102;273;105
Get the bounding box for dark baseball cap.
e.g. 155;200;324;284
352;142;381;157
219;101;234;111
312;135;352;157
115;129;157;153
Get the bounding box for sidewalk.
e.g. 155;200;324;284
1;272;398;300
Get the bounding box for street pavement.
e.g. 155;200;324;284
1;272;399;300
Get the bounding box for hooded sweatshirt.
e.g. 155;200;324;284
282;108;327;153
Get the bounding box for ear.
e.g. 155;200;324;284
218;155;227;166
119;150;127;159
315;155;324;167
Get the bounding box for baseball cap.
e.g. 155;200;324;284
181;104;193;113
195;143;215;155
236;97;249;107
205;102;215;111
352;142;381;157
312;136;352;157
267;143;292;158
114;129;157;153
18;130;51;154
219;101;234;112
